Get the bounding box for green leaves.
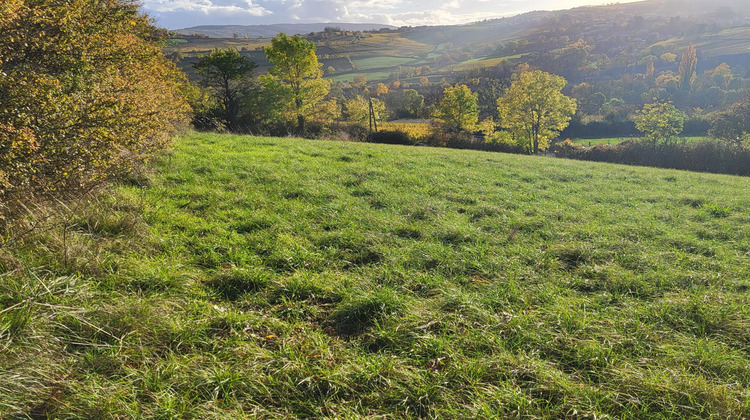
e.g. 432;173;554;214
263;33;330;134
0;0;190;212
634;102;686;144
192;48;256;130
434;84;479;133
497;70;577;154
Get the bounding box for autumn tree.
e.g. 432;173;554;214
634;102;686;144
375;83;390;96
345;96;388;126
434;84;479;133
0;0;189;211
497;70;577;154
193;48;256;131
263;33;330;134
399;89;425;118
678;44;697;91
708;96;750;147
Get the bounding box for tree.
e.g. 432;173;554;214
401;89;425;118
345;96;388;126
660;52;677;63
708;96;750;147
193;48;256;131
497;70;577;154
634;103;686;144
678;44;697;91
0;0;189;208
375;83;390;96
434;84;479;133
263;33;330;134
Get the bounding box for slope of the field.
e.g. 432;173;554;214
2;133;750;417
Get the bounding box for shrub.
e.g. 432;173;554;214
367;130;413;145
0;0;190;218
560;139;750;176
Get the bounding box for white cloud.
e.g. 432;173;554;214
146;0;271;15
140;0;641;29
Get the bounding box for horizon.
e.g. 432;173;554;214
142;0;644;31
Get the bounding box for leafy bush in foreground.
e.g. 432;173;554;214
0;0;190;217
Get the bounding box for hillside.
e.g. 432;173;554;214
165;0;750;84
176;22;398;39
3;133;749;417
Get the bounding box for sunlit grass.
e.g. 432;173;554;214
2;132;749;418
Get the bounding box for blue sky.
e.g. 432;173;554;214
141;0;642;29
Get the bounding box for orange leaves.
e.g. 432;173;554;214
0;0;190;212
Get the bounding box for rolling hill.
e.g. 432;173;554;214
175;22;398;39
164;0;750;89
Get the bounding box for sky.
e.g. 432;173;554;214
141;0;643;30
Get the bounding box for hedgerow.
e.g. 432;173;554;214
0;0;190;218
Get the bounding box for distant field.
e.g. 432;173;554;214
452;53;527;72
3;133;749;418
164;37;270;55
329;69;394;82
350;56;417;71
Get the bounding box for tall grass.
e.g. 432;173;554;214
2;132;749;418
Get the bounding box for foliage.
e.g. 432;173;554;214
433;84;479;133
192;48;256;131
263;33;330;134
634;102;686;144
378;121;433;140
678;43;697;91
555;137;750;176
307;99;342;124
0;0;189;215
709;96;750;147
344;96;388;126
497;70;577;154
4;132;750;418
367;130;413;145
385;89;425;119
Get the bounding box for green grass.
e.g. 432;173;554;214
452;53;527;72
350;56;417;71
2;132;750;418
329;70;394;83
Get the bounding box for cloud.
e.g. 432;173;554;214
147;0;271;15
140;0;640;29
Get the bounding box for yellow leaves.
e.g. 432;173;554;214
497;69;576;153
434;84;479;133
0;0;189;205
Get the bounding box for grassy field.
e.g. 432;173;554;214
451;54;527;72
2;132;750;418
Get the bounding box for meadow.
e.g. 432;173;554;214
2;132;749;418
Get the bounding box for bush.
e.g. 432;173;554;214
425;131;525;153
557;139;750;176
0;0;190;218
367;130;414;145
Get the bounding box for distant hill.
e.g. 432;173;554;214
165;0;750;98
175;23;398;39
